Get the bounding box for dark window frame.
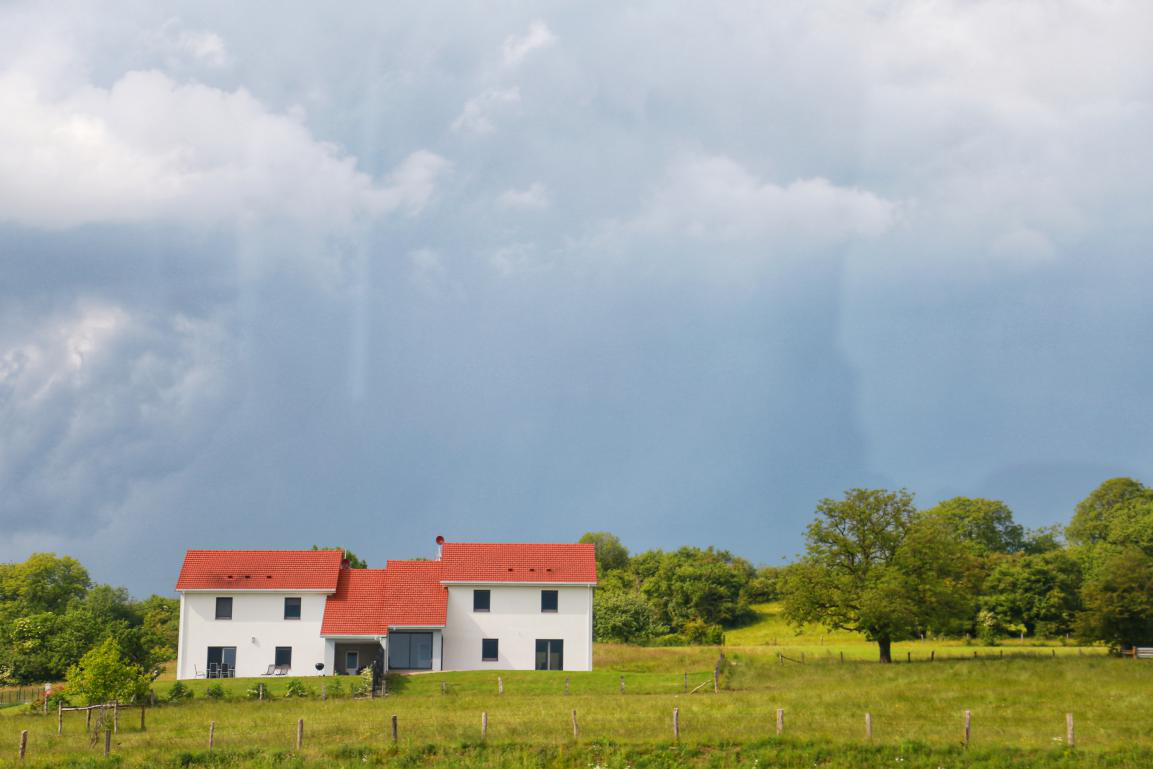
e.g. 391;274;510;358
215;596;233;620
283;596;302;620
275;646;292;668
541;589;559;613
473;589;491;612
481;638;499;661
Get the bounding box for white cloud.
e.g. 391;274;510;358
502;21;556;67
0;68;448;230
451;87;520;134
151;18;231;68
631;154;900;248
0;302;235;534
497;183;550;211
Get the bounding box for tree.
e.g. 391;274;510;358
578;532;630;573
593;588;661;643
66;638;150;705
311;545;367;569
923;497;1025;554
0;554;90;614
641;547;754;629
1076;548;1153;650
1067;478;1153;547
782;489;976;663
981;550;1082;637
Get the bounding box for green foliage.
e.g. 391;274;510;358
1076;547;1153;649
167;681;194;702
640;547;754;629
578;531;630;573
1067;477;1153;547
204;683;226;700
783;489;978;662
324;677;344;697
355;667;374;696
284;678;310;697
923;497;1025;554
66;637;151;704
745;565;786;602
593;587;663;643
311;545;367;568
981;550;1082;637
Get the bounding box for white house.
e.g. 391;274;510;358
175;538;597;679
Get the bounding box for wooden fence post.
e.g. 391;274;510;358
565;676;570;694
209;721;215;751
839;651;844;663
321;682;327;701
906;652;911;663
1066;713;1075;748
18;730;27;761
391;714;398;743
57;704;63;736
865;713;872;739
140;705;146;731
930;650;935;662
481;711;488;739
258;684;264;701
683;671;688;691
776;708;784;736
963;710;971;748
498;676;503;695
103;726;111;757
572;709;579;739
620;675;625;694
86;707;92;732
713;666;719;693
113;702;119;734
441;681;447;696
673;707;679;741
296;718;303;752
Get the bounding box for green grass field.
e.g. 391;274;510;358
2;605;1141;768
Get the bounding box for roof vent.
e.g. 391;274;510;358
507;567;514;572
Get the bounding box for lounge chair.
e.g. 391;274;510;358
260;664;276;676
274;665;290;676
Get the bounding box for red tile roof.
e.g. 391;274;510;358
320;561;447;636
176;550;344;591
439;542;597;584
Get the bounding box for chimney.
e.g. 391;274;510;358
435;535;445;560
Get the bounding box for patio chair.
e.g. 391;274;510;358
207;663;220;679
260;664;276;676
274;665;289;676
193;665;206;678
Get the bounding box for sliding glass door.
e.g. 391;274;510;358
388;632;433;670
535;639;564;670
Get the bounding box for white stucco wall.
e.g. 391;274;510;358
177;592;330;679
440;585;593;671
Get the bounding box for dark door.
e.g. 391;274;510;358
535;639;564;670
206;646;236;677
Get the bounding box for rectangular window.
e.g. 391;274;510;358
541;589;558;612
481;638;499;661
275;646;292;668
345;650;359;672
473;589;491;612
215;597;233;620
284;597;301;620
535;639;564;671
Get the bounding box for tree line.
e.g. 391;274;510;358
587;476;1153;661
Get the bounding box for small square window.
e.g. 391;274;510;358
541;590;558;612
215;597;233;620
481;638;499;661
275;646;292;668
284;597;301;620
473;589;491;612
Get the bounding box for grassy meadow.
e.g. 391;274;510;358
3;604;1145;768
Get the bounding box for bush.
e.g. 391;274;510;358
167;681;193;702
204;683;225;700
66;638;151;705
245;682;268;700
284;678;310;698
324;677;344;698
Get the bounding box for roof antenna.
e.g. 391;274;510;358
435;535;445;559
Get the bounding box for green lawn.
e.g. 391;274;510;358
0;611;1127;767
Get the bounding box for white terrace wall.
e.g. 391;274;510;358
440;585;593;671
178;592;330;679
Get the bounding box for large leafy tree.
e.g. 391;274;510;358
66;638;151;705
981;550;1082;637
1067;478;1153;548
1076;548;1153;650
923;497;1025;554
782;489;976;663
579;532;630;573
641;547;754;629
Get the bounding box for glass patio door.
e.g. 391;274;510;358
535;639;564;670
207;646;236;677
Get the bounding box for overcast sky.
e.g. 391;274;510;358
2;0;1152;596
